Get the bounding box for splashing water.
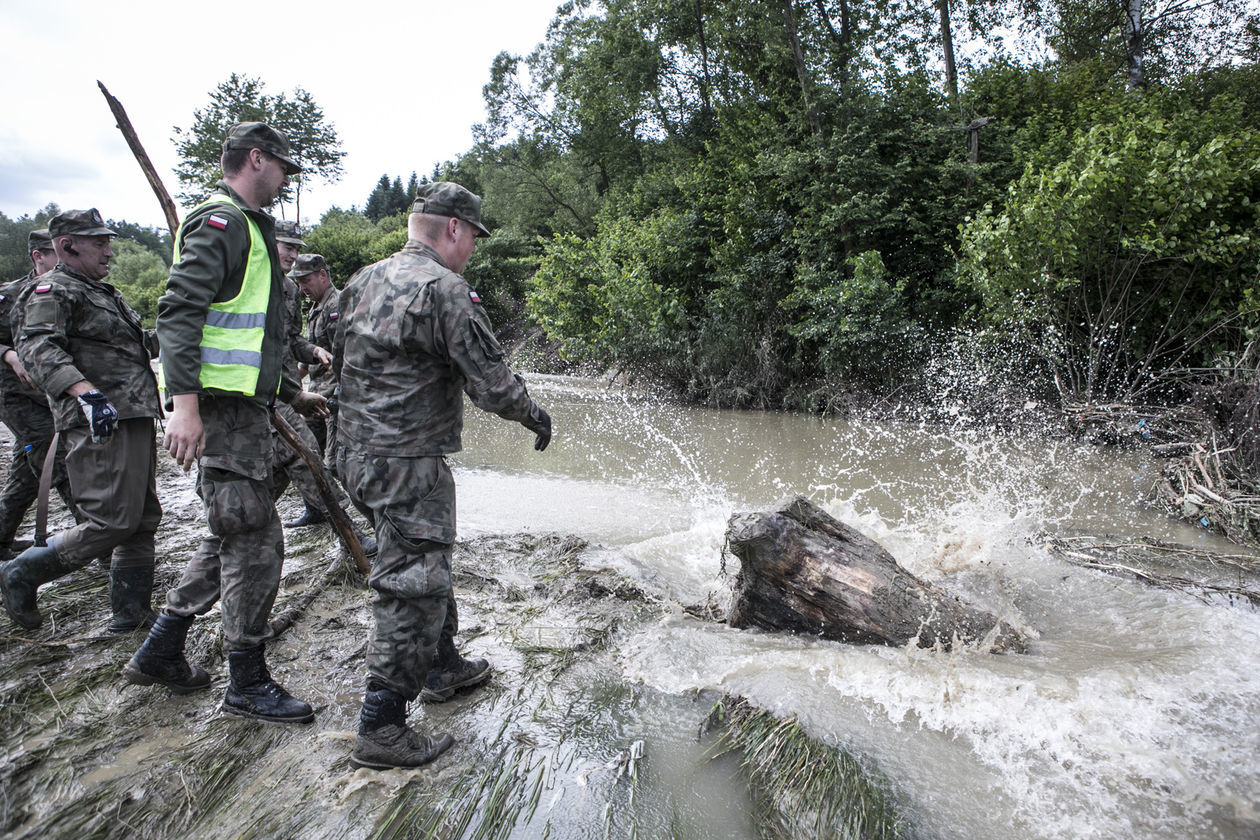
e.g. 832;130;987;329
454;374;1259;840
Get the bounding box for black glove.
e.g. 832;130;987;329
522;404;552;452
77;389;118;443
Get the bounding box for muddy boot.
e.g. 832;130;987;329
351;525;377;558
351;684;454;770
222;645;314;724
283;504;326;528
0;540;77;630
420;636;492;703
123;612;211;694
107;563;157;634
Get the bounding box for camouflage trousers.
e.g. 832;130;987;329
56;419;161;569
269;400;346;512
0;395;73;550
164;397;283;650
337;446;458;700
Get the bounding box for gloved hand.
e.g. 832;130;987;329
77;389;118;443
522;404;552;452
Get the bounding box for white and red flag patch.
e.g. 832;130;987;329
469;290;482;304
207;214;230;230
34;283;52;294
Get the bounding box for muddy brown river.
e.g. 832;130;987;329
1;373;1257;839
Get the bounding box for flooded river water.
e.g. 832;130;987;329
2;372;1256;840
454;375;1260;840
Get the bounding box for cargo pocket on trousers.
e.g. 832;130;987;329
202;467;273;536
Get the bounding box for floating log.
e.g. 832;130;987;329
725;497;1025;653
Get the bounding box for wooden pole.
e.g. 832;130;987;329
97;80;181;238
271;408;370;574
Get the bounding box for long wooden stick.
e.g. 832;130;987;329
271;408;370;574
97;80;181;238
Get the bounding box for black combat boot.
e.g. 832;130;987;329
0;540;78;629
107;563;157;634
283;504;327;528
123;612;212;693
420;635;492;703
222;645;314;724
351;683;454;770
352;526;377;557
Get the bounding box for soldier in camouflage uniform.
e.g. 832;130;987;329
123;123;328;724
334;182;552;769
0;229;75;564
291;253;347;485
265;227;373;548
0;210;162;634
267;223;359;533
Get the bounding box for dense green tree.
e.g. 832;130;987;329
363;174;412;222
108;239;168;325
0;204;59;281
172;74;345;219
958;94;1260;402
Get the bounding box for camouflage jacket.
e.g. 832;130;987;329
333;239;536;455
0;270;49;406
305;282;339;397
16;264;160;432
157;182;298;405
284;276;320;373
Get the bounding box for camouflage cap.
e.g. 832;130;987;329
289;253;328;278
274;219;305;247
412;182;491;237
27;228;53;253
223;122;302;175
49;209;117;239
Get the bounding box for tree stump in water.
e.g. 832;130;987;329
725;497;1025;653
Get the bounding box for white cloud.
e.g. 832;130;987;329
0;0;560;230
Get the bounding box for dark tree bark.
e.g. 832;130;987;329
725;497;1025;652
1124;0;1145;91
939;0;960;111
780;0;823;138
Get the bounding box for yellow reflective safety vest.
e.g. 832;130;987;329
171;195;275;397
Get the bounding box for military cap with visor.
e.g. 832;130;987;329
27;228;53;253
412;182;491;237
223;122;302;176
49;209;117;239
289;253;328;278
274;219;305;247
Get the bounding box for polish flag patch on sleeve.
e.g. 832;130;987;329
329;312;339;321
469;290;482;304
34;283;52;294
207;214;230;230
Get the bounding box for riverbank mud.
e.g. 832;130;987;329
0;427;900;840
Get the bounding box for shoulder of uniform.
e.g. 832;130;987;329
184;197;248;234
28;273;68;295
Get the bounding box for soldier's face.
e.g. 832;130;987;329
260;152;291;206
297;270;329;300
65;235;114;281
276;240;300;272
450;219;477;274
32;248;57;276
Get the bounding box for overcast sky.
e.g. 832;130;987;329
0;0;561;231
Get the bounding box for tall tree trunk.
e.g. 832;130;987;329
694;0;714;114
780;0;823;138
1125;0;1145;91
939;0;960;111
